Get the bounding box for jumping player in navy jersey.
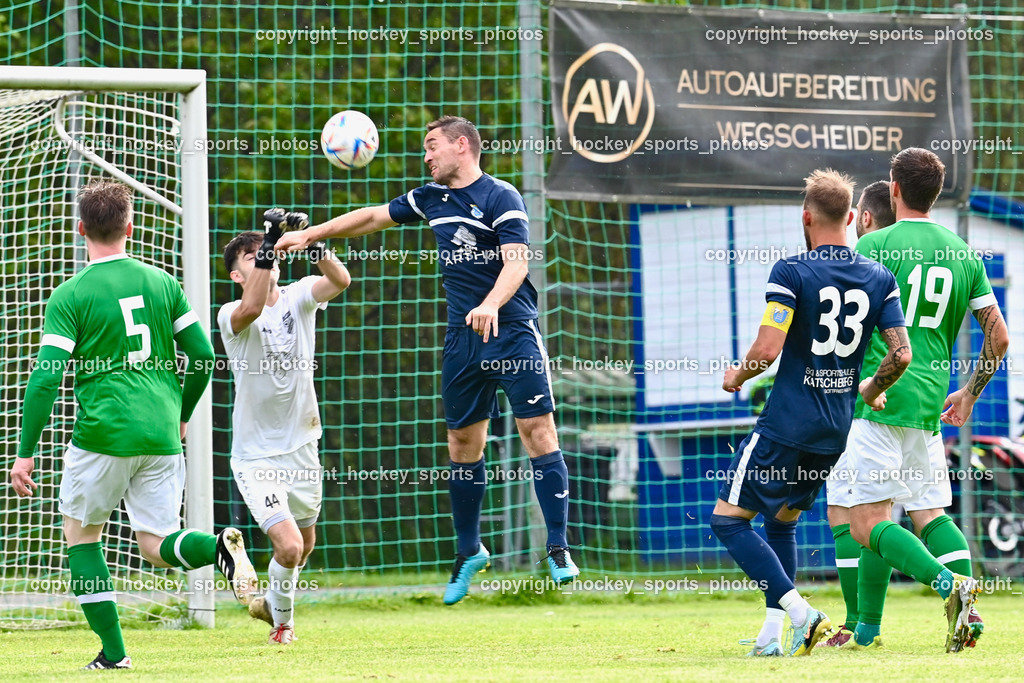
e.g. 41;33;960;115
709;169;912;657
276;116;578;603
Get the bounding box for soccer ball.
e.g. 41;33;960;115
320;110;378;170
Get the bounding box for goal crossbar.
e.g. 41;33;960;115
0;66;206;93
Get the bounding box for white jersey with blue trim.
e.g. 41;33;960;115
388;173;539;325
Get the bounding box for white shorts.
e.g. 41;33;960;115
231;441;322;532
826;418;951;510
58;444;185;537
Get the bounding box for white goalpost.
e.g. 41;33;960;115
0;66;214;628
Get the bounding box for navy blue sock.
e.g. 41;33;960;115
763;517;798;610
531;450;569;548
710;514;795;606
449;459;486;557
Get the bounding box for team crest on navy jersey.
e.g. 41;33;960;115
452;226;477;250
469;204;484;219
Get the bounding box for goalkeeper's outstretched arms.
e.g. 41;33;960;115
9;344;70;497
274;204;397;252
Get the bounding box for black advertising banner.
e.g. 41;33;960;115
547;2;974;203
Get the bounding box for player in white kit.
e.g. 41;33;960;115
217;210;351;644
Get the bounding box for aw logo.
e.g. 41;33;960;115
561;43;655;163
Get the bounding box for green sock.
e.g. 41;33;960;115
831;523;860;629
855;546;892;639
159;529;217;569
869;520;946;592
68;542;126;662
920;515;972;577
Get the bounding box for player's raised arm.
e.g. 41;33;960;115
941;303;1009;426
228;209;287;335
465;242;530;343
279;209;353;302
858;326;912;411
309;240;352;302
276;204;397;252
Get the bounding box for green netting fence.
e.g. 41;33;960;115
2;0;1022;617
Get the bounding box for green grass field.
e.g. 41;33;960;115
3;585;1022;681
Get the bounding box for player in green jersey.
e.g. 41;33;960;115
820;179;895;649
8;180;259;670
854;180;896;240
828;149;1009;653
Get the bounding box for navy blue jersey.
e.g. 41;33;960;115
389;173;539;325
755;246;904;454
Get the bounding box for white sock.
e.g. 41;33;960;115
756;607;786;646
778;589;812;626
267;557;298;627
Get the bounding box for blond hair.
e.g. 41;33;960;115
803;169;854;224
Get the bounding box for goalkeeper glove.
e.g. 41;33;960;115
284;211;329;263
256;208;286;270
284;211;309;231
306;241;330;264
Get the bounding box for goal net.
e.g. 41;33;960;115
0;67;212;629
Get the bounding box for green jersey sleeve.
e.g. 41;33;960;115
40;282;78;352
17;344;71;458
967;250;996;311
169;276;196;330
19;283;80;457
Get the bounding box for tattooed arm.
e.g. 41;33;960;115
859;326;912;411
941;304;1010;426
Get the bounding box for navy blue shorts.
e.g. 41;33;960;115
441;319;555;430
717;431;840;519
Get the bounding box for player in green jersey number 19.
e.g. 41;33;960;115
8;180;259;671
827;149;1009;653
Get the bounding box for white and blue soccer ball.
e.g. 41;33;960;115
321;110;378;170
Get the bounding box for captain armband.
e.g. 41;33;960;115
761;302;795;333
